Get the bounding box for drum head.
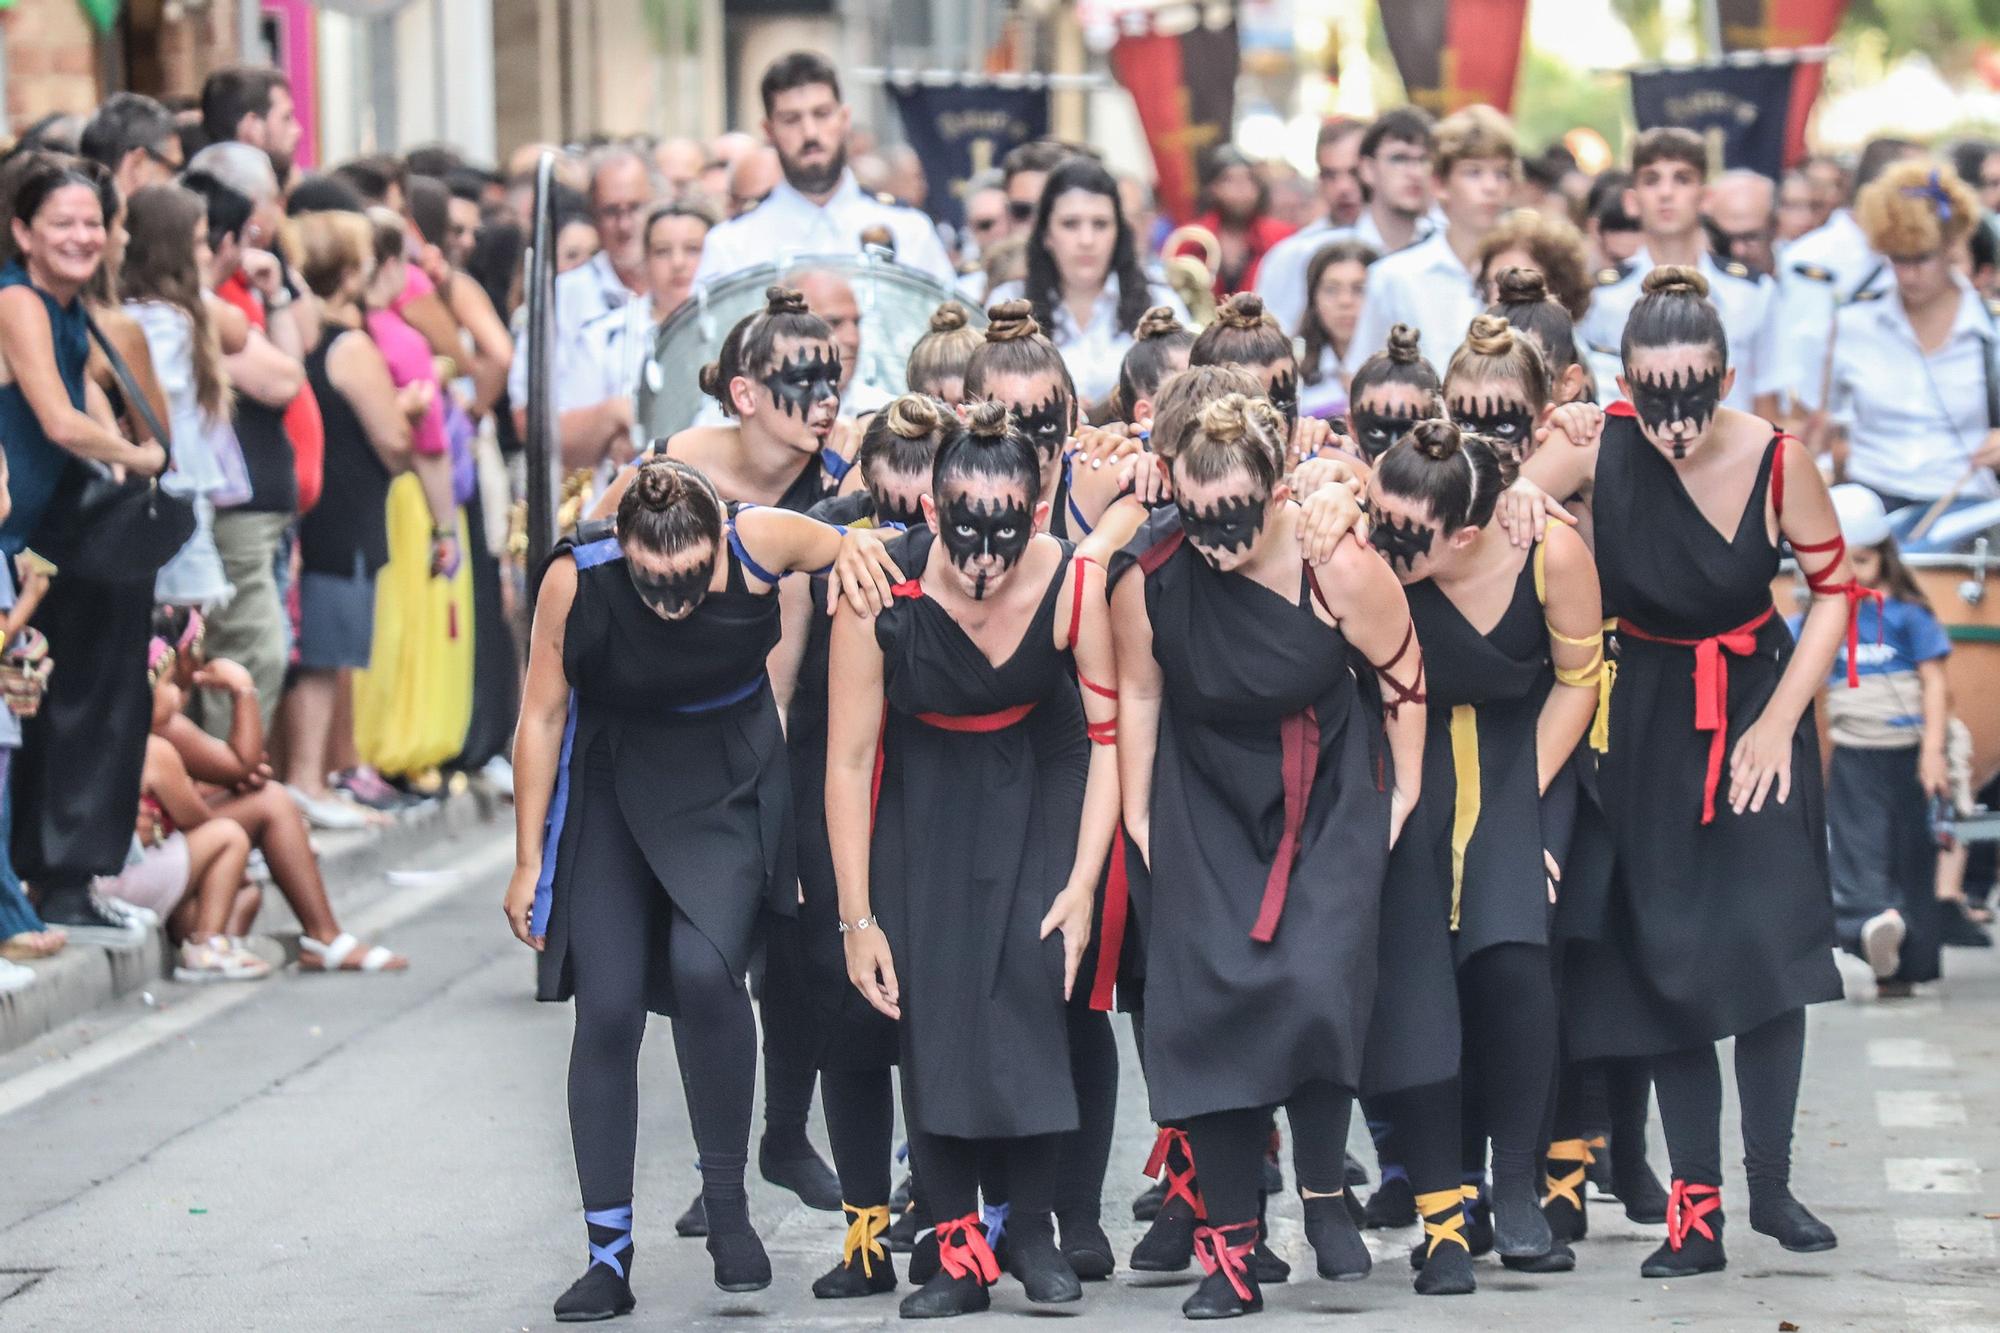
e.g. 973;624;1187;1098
638;253;983;439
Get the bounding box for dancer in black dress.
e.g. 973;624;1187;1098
1504;266;1860;1278
826;400;1122;1318
504;457;899;1320
789;394;948;1300
1362;405;1604;1289
1113;392;1423;1318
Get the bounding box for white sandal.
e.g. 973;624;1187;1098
174;936;272;984
299;932;406;974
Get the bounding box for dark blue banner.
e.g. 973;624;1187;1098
887;81;1050;232
1629;57;1801;181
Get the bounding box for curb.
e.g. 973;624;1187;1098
0;788;501;1058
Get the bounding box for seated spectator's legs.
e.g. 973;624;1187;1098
199;511;293;736
165;816;252;943
209;781;338;941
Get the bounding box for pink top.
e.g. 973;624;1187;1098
365;308;447;457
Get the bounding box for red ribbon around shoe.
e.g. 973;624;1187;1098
1192;1221;1259;1302
934;1213;1001;1283
1142;1126;1206;1218
1665;1179;1721;1251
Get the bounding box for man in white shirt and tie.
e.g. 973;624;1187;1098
1347;104;1517;377
694;51;955;287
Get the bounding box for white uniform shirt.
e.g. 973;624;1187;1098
507;249;642;415
985;276;1190;409
693;170;956;288
1576;245;1782;414
1254;207;1439;338
1346;228;1482;378
1828;275;1999;503
1776;209;1894;412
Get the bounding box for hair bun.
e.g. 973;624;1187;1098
1494;266;1548;306
1214;292;1269;330
764;285;810;316
1409;417;1464;462
984;299;1042;342
1135;305;1185;341
696;360;724;399
1196;391;1285;447
1463;313;1515;358
631;457;690;512
928;301;970;334
1386;323;1423;363
885;392;944;440
1641;265;1709;300
964;397;1012;439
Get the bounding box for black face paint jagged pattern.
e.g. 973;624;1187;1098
1449;394;1536;460
1267;367;1299;430
762;346;842;420
1627;365;1723;451
1012;392;1070;460
940;494;1032;598
1364;500;1434;574
629;561;713;619
1350;404;1425;460
1177;493;1266;554
873;494;926;530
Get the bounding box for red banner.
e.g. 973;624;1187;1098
1714;0;1850;167
1111;18;1238;226
1380;0;1531;116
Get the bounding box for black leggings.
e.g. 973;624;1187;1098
756;924;819;1152
566;809;757;1232
1651;1007;1806;1191
1055;1006;1119;1219
910;1130;1060;1224
1459;944;1559;1182
1368;1077;1463;1202
823;1067;895;1208
1183;1079;1350;1225
1284;1080;1355;1195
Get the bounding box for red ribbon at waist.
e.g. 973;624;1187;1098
1250;705;1319;943
1615;606;1774;825
1087;822;1130;1012
913;700;1038;732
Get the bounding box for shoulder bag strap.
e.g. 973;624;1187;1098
80;307;173;469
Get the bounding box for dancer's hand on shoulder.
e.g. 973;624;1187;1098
1298;485;1362;566
1496;478;1572;549
827;526;904;617
504;865;545;951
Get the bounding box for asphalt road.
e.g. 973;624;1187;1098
2;826;1996;1331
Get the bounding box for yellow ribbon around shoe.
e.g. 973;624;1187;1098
841;1202;891;1277
1416;1186;1478;1258
1533;521;1613;753
1543;1137;1597;1210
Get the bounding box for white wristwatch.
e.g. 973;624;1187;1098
837;915;877;934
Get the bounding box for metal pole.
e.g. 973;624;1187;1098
524;149;560;578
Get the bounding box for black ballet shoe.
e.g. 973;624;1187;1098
1260;1157;1285;1196
898;1271;990;1319
1614;1157;1670;1225
814;1204;899;1299
673;1190;707;1238
1491;1170;1553;1259
1410;1188;1478;1294
1638;1180;1726;1278
1302;1194;1371;1281
1250;1240;1290;1284
553;1264;636;1322
907;1228;941;1285
1133;1176;1168;1221
886;1204;922;1254
1183;1222;1263;1319
1056;1209;1116;1281
1502;1240;1576;1273
1542;1141;1593;1244
1344;1152;1370;1188
706;1227;771;1293
1363;1174;1416;1229
1132;1202;1199;1271
1463;1188;1495;1258
758;1135;843;1212
1749;1188;1838;1252
1007;1214;1083;1304
1585;1135;1615;1197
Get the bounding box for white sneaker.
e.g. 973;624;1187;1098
0;956;34;994
1861;909;1907;981
480;755;515;799
286;785;371;830
101;894;159;929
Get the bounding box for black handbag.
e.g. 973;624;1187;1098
30;309;196;583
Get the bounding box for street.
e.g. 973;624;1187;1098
2;824;1996;1332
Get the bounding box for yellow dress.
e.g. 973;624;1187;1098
351;475;474;774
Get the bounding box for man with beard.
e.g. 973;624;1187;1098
1174;145;1297;298
199;67;302;190
694;52;954;286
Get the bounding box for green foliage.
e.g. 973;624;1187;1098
1842;0;2000;67
1610;0;1670;61
1513;46;1630;157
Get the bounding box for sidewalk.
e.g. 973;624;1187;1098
0;788;503;1059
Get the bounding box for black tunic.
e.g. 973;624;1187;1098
870;527;1088;1139
532;517;795;1014
1566;408;1842;1060
1135;522;1389;1122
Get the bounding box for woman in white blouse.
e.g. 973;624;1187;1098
989;156;1186;419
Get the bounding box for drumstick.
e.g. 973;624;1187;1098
1910;464;1981;542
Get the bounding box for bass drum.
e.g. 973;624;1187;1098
636;252;984;441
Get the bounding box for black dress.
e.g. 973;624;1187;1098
870;527;1088;1140
1133;521;1390;1123
531;517;795;1013
1566;408;1842;1060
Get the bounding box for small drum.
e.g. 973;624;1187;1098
637;251;984;441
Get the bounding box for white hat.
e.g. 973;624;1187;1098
1829;483;1891;549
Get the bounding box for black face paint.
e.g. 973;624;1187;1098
1012;391;1070;461
761;346;841;421
872;493;926;530
1627;365;1724;458
1176;493;1267;554
1350;404;1424;460
628;560;713;619
940;493;1032;600
1363;500;1435;574
1449;394;1536;461
1267;368;1299;431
